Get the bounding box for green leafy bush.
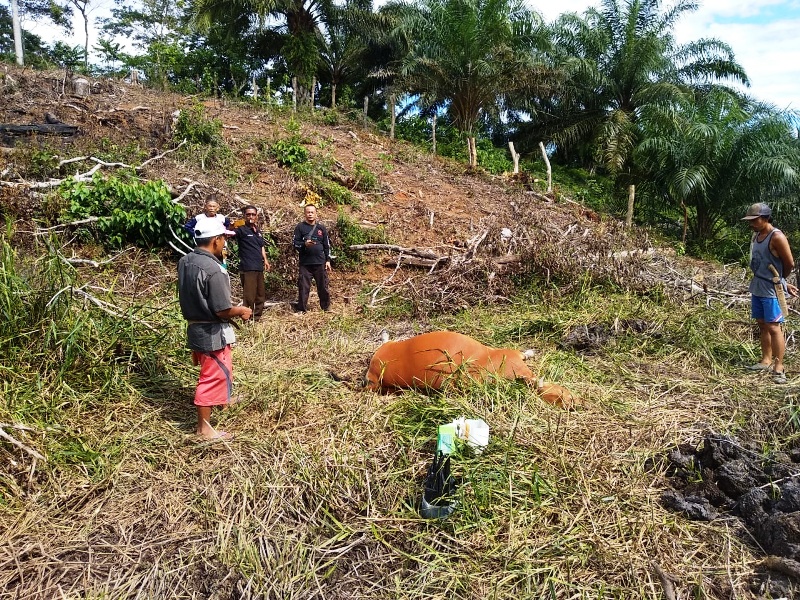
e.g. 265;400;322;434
272;137;309;168
174;103;224;146
352;160;378;192
317;179;356;207
334;211;387;268
173;103;233;170
61;174;186;248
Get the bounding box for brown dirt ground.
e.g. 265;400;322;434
0;67;653;287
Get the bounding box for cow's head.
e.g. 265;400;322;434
536;379;579;409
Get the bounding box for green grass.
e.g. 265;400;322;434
1;227;797;598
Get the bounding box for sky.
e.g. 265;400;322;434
534;0;800;109
15;0;800;109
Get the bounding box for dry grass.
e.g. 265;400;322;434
1;66;796;599
2;274;797;599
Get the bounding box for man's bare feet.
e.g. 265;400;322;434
196;429;233;441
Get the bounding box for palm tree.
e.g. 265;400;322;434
532;0;748;179
394;0;551;167
635;88;800;245
191;0;327;93
317;0;388;108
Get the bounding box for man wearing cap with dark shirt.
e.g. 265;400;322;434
235;205;271;322
292;204;332;312
178;219;252;439
742;202;797;383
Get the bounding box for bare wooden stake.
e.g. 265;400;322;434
508;141;520;174
539;141;552;192
626;184;635;228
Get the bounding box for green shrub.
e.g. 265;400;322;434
352;160;378;192
272;137;309;168
334;211;387;268
319;179;356;207
173;103;234;171
174;103;224;146
61;174;186;248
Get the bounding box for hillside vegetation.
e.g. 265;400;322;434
1;67;800;599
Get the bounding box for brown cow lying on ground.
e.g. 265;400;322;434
365;331;578;409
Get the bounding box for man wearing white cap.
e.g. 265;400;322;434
742;203;796;383
178;219;252;439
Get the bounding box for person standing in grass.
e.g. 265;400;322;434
178;219;252;439
292;204;332;313
235;205;271;322
742;203;797;384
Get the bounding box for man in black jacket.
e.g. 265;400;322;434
234;205;271;322
292;204;331;312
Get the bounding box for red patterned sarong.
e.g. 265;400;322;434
192;346;233;407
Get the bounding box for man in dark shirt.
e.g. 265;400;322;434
234;205;271;322
178;219;252;439
292;204;331;312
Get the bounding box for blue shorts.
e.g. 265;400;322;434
751;296;784;323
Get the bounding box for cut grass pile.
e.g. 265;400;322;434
0;237;797;599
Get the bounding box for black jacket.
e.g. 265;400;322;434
292;221;331;266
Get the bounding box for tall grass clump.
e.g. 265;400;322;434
0;236;187;499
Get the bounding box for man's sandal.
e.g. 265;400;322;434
773;371;788;384
745;363;772;371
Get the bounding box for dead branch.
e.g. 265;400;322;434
650;562;678;600
762;556;800;581
72;286;158;332
1;141;187;189
0;424;45;462
36;216;100;233
349;244;442;261
173;181;204;204
370;252;405;306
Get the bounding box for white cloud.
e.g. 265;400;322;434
529;0;800;108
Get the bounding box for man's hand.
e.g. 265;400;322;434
788;283;799;298
217;306;253;321
325;261;332;272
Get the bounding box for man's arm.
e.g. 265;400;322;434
216;306;252;321
322;225;332;271
261;245;270;270
292;224;304;251
772;231;795;278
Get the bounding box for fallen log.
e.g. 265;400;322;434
0;123;78;137
383;256;448;269
349;243;443;261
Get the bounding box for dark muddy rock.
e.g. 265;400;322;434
716;459;766;497
560;319;659;352
560;324;610;351
661;489;719;521
659;434;800;585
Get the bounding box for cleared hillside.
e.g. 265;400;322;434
1;67;799;599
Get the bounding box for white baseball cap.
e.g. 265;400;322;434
194;220;235;239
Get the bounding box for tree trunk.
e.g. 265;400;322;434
363;96;369;128
82;11;89;69
539;142;552;192
626;184;635;228
310;76;316;110
508;141;520;174
331;83;337;108
11;0;23;65
470;137;477;167
681;200;688;244
292;77;298;112
252;74;258;100
390;95;396;140
432;114;437;155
